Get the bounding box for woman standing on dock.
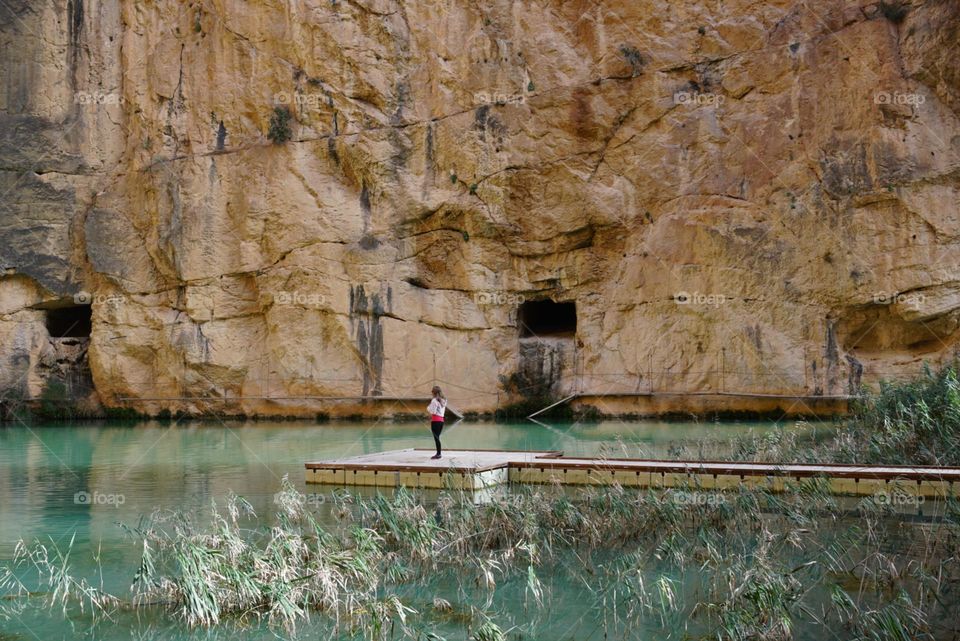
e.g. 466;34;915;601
428;386;447;459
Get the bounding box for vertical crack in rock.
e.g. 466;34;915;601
359;182;380;249
327;137;339;164
165;178;184;275
67;0;83;81
215;121;226;150
7;351;31;398
422;121;434;197
473;105;505;146
824;318;839;395
845;353;863;395
351;285;384;397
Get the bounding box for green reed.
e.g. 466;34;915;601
2;477;957;640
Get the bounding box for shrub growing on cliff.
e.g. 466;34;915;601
267;106;292;144
37;380;72;420
495;370;569;420
618;45;644;76
0;388;27;422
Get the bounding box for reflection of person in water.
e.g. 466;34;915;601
427;386;447;460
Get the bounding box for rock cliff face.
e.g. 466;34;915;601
1;0;959;417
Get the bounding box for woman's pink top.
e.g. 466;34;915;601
428;397;446;422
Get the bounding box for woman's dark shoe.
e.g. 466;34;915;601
431;454;441;459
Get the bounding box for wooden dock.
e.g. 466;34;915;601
305;449;960;497
306;449;564;490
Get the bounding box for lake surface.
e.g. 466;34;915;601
0;418;821;640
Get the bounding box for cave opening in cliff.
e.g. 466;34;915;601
45;305;92;338
518;300;577;338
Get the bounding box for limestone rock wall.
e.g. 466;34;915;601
1;0;959;416
1;0;122;404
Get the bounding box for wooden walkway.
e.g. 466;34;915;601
306;449;960;497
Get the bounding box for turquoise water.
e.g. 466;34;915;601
0;418;814;640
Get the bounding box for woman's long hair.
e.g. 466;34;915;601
431;385;446;403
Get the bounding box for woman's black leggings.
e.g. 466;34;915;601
431;421;444;455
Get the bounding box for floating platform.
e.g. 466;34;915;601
305;449;960;498
306;449;563;490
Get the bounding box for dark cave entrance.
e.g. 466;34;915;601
518;300;577;338
36;303;95;400
45;305;92;338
